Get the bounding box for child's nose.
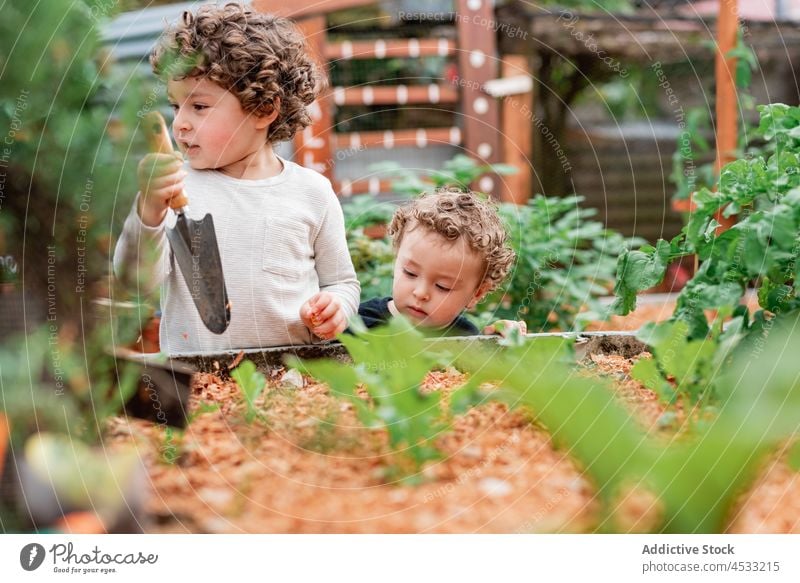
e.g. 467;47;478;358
172;110;191;133
413;282;430;301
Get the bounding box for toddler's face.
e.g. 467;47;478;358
166;77;270;175
391;227;488;329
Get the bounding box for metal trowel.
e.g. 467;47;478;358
143;112;231;334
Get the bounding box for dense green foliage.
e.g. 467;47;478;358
289;309;800;531
347;230;395;300
0;0;148;445
613;103;800;338
483;195;642;331
293;318;484;478
365;155;640;331
371;155;518;197
231;360;267;423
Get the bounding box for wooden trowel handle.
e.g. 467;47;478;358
143;111;189;210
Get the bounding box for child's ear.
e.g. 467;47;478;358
466;281;492;310
254;97;281;129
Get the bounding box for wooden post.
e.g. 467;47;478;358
714;0;739;231
294;16;333;180
500;55;533;204
456;0;503;199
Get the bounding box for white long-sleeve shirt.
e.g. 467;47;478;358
113;159;360;355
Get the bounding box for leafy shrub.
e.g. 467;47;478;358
365;156;640;331
342;195;395;231
454;320;800;532
369;154;517;198
483;195;643;331
670;39;759;203
613;103;800;338
289;317;800;531
1;1;145;446
293;318;483;478
630;312;744;412
347;230;394;300
231;360;267;423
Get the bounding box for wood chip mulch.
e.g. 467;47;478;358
104;333;799;533
106;370;597;533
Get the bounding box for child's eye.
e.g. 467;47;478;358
403;269;417;278
168;103;179;112
435;284;452;292
193;104;208;111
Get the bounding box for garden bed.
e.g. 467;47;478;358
104;327;799;534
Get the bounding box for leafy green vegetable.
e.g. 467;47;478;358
342;195;395;231
455;323;800;532
613;103;800;338
788;441;800;473
347;230;395;300
291;318;482;478
488;195;643;331
631;320;718;406
611;239;674;315
369;154;517;198
231;360;267;424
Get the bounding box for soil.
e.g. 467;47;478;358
100;292;797;533
105;345;800;534
107;371;598;533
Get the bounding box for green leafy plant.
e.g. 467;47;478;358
347;229;395;299
1;323;142;447
789;441;800;473
370;154;518;198
291;318;482;479
455;323;800;532
670;36;759;203
629;313;744;409
231;360;267;423
367;155;641;331
612;103;800;338
159;426;181;465
342;195;395;231
482;195;643;331
1;0;150;442
283;305;800;531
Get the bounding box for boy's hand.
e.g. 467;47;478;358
300;292;346;340
483;319;527;338
137;152;186;227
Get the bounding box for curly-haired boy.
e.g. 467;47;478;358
358;189;524;336
114;4;360;354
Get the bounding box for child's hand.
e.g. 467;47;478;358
483;319;527;338
300;292;346;340
137;152;186;227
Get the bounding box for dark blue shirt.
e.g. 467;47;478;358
357;297;479;336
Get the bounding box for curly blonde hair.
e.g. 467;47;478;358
388;188;516;291
151;3;321;143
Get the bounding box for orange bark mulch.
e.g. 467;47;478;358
105;348;799;533
100;289;796;533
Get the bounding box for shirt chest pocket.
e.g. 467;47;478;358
262;216;313;280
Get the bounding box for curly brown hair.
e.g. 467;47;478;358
150;3;321;143
388;188;516;291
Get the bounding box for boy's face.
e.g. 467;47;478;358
391;227;489;329
167;77;274;175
